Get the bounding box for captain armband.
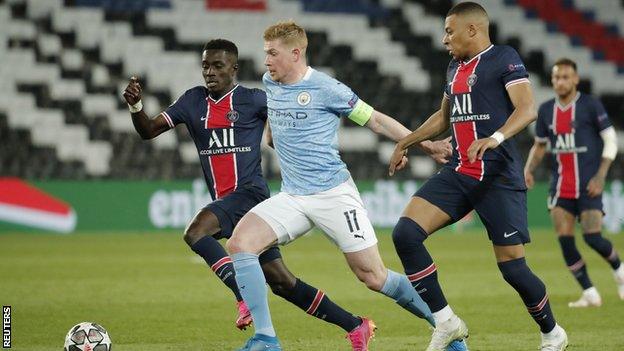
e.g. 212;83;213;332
600;126;617;160
347;99;374;126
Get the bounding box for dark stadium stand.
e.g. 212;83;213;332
1;0;622;182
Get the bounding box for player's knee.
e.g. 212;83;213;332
267;277;296;297
497;257;534;289
355;269;386;291
392;217;427;251
183;225;207;246
225;236;244;254
583;233;610;251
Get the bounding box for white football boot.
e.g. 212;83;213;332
425;315;469;351
540;324;568;351
613;264;624;300
568;287;602;308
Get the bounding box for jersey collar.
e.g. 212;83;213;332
555;91;581;111
461;44;494;65
208;84;239;104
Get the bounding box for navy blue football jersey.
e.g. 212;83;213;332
444;45;530;190
162;85;267;199
535;93;612;199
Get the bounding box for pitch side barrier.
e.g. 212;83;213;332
0;178;622;234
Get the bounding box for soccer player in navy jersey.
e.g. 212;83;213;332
524;58;623;308
388;3;567;350
122;39;384;349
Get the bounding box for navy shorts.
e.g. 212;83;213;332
206;183;281;264
547;192;603;218
415;167;530;246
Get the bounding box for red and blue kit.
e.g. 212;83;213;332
536;93;612;199
163;85;268;199
162;85;270;238
444;45;529;190
415;45;532;245
535;93;612;214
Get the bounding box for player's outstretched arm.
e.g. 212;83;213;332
122;76;170;140
366;108;451;165
523;141;547;189
467;82;536;163
388;97;451;176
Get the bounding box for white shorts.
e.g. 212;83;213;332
249;178;378;253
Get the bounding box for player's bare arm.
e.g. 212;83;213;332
587;158;612;197
389;96;451;175
587;127;617;197
122;76;170;139
265;120;274;149
365;109;451;165
524;141;547;189
467;82;536;163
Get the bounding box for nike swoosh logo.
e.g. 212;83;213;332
200;117;207;121
504;231;518;238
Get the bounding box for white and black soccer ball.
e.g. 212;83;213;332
63;322;112;351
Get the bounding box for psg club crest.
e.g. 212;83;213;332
226;110;239;122
467;73;478;87
297;91;311;106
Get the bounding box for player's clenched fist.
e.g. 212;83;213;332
122;76;142;105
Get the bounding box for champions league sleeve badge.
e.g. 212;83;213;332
226;110;240;122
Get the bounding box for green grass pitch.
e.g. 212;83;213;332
1;228;623;350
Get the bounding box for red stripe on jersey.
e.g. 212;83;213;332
453;122;483;180
451;57;480;94
553;105;579;199
451;58;483;180
207;89;238;199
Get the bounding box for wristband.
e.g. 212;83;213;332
128;100;143;113
490;131;505;145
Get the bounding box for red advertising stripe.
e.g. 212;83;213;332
0;178;71;215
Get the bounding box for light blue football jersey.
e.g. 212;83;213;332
263;67;361;195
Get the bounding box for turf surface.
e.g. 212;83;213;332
1;228;623;350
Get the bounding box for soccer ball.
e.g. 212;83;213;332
63;322;112;351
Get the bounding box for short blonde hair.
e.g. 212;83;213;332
263;20;308;50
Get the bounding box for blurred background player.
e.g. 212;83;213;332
225;20;468;351
524;58;624;308
122;39;383;349
388;3;567;350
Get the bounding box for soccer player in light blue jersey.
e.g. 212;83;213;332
225;21;468;351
